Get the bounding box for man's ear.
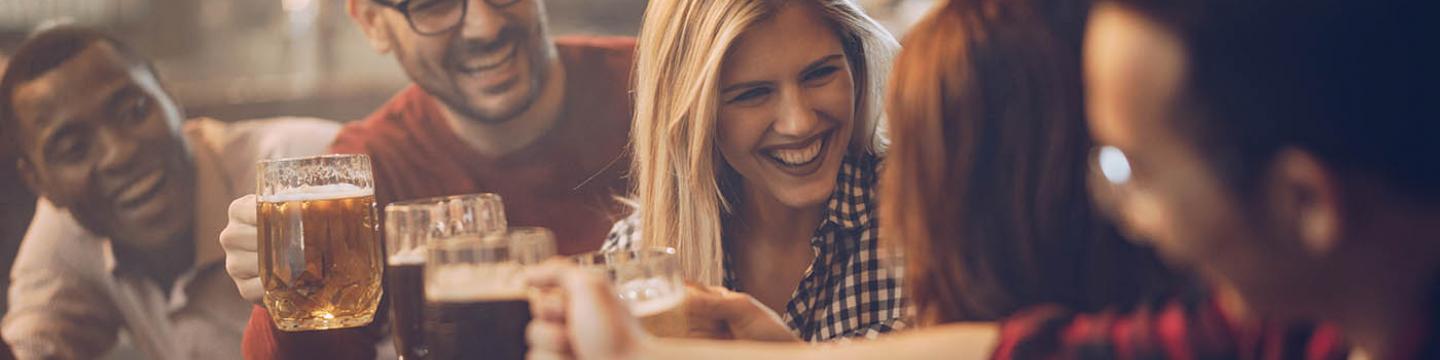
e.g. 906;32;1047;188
349;0;396;54
1265;148;1343;258
17;156;42;196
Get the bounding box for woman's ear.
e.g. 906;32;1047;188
1265;148;1343;257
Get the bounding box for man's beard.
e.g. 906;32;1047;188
430;24;553;125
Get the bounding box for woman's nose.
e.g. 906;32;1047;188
773;90;821;137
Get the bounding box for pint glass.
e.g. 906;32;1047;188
384;193;506;360
425;227;555;360
257;154;383;331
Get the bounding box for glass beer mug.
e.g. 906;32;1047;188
256;154;384;331
425;227;555;360
384;193;507;359
573;248;690;337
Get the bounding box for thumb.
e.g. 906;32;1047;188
231;194;258;225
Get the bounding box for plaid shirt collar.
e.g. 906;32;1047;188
724;152;879;288
817;152;879;237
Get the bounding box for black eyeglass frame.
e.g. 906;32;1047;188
371;0;523;36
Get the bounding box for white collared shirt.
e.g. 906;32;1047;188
3;117;340;360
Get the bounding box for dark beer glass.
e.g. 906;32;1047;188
384;193;506;360
257;154;383;331
425;227;555;360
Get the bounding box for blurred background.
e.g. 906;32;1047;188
0;0;933;357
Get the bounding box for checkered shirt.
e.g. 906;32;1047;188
603;152;908;341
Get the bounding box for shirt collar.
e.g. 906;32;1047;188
722;152;881;290
817;152;881;239
183;119;233;269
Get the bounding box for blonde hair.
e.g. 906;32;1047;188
629;0;898;286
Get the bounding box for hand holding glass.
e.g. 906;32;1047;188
256;154;383;331
573;248;696;337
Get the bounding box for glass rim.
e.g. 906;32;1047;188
385;193;503;211
590;247;676;257
571;247;678;265
257;153;371;166
428;226;552;250
505;226;555;243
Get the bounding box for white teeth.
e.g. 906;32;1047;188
769;139;823;166
460;43;516;72
116;171;164;208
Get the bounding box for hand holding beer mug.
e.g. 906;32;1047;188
426;227;555;360
527;260;655;360
679;284;798;342
256;154;384;331
220;194;263;303
572;248;718;338
385;193;506;360
573;248;798;341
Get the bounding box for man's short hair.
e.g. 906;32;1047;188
0;26;152;157
1108;0;1440;203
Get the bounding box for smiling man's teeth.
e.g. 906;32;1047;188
460;43;516;72
769;139;823;166
116;170;165;208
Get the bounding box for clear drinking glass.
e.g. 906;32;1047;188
573;248;688;336
424;227;555;360
256;154;383;331
384;193;506;360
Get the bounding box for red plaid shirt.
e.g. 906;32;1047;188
993;292;1348;360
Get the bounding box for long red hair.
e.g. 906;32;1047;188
880;0;1180;324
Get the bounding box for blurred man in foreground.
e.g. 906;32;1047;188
1085;0;1440;357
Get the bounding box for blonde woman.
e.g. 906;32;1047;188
601;0;905;342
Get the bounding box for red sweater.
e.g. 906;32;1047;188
241;36;635;359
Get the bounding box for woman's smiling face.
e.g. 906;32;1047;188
715;3;855;209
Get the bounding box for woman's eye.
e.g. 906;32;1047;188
803;66;840;84
727;87;772;104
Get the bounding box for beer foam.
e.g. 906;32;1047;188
617;278;684;317
426;264;527;302
260;184;373;202
387;248;426;265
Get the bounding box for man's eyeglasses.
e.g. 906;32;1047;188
373;0;522;36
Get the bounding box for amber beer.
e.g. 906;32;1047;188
257;154;383;331
576;248;693;337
